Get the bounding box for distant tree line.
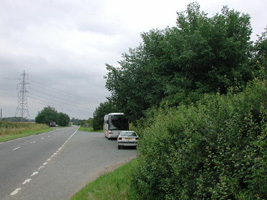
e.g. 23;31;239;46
35;106;70;127
1;117;30;122
92;2;266;129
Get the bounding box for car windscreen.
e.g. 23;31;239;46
109;115;129;130
121;132;137;136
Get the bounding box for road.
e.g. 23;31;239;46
0;126;136;200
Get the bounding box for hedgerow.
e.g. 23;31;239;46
132;80;266;199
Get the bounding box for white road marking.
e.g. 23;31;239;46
51;153;57;157
47;158;51;161
13;146;21;151
9;129;78;198
10;188;22;196
38;166;45;170
22;179;32;185
31;172;38;176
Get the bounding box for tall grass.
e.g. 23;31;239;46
0;121;52;142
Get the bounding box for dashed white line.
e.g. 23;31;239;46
31;172;38;176
22;179;32;185
10;188;22;196
9;129;78;197
51;153;57;157
13;146;21;151
38;166;45;170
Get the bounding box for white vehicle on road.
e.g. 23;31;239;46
117;131;138;149
103;113;129;139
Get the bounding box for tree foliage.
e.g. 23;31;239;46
57;112;70;127
105;2;254;122
35;106;70;127
92;101;116;130
252;28;267;81
94;3;267;198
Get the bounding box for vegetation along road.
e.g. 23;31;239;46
0;126;136;200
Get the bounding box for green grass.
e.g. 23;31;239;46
79;126;103;133
0;128;53;143
71;159;139;200
0;121;53;142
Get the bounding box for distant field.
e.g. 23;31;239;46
0;121;52;142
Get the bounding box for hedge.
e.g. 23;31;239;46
132;80;266;200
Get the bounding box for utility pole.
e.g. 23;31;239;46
15;70;30;119
0;108;2;120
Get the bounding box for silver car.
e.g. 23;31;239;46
117;131;138;149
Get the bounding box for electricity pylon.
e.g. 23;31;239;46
15;70;30;119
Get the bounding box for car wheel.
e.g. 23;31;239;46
118;145;120;149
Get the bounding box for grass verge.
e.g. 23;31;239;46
0;128;53;143
0;121;53;143
71;159;139;200
78;126;103;133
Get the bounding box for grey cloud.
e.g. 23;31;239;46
1;0;266;119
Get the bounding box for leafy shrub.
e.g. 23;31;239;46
132;80;266;199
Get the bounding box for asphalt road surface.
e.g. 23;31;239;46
0;126;136;200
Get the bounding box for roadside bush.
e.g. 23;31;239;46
132;80;267;199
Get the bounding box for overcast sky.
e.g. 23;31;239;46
0;0;266;120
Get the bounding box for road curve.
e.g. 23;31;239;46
0;126;136;200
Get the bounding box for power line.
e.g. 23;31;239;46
28;79;102;118
29;85;95;113
29;96;91;117
28;91;92;114
30;79;100;102
15;70;30;119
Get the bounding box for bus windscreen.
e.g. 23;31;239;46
109;115;129;130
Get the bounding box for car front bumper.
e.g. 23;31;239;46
118;141;138;147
